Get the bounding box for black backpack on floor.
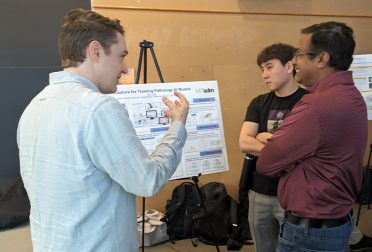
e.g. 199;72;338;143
193;182;242;248
163;181;244;249
162;182;201;239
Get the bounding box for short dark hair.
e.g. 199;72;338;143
257;43;296;76
58;9;124;68
257;43;296;66
301;21;355;71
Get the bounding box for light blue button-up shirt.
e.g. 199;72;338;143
17;71;187;252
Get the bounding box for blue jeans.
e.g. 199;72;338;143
277;215;353;252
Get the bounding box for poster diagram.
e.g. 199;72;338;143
350;54;372;120
109;81;229;180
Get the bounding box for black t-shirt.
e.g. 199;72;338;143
244;87;308;196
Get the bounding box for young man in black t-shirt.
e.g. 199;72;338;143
239;43;308;252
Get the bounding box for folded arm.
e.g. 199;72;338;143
239;121;273;157
256;102;320;177
239;122;264;156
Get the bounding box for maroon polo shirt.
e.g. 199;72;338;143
256;71;368;219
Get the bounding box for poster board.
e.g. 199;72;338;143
350;54;372;120
110;81;229;180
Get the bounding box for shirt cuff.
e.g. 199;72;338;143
167;120;187;148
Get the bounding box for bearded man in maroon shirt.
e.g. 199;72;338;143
256;21;368;251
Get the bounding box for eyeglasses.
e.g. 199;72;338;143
293;50;321;58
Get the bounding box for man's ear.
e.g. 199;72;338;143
86;40;102;63
287;61;294;74
317;51;330;69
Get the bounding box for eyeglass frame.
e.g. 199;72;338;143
293;50;323;58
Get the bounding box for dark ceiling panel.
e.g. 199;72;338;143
0;0;91;68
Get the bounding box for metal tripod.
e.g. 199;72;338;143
135;40;164;84
135;40;164;252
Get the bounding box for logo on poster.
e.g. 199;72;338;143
196;88;215;94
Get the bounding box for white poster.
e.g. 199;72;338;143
350;54;372;120
110;81;229;180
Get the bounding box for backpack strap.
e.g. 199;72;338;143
229;196;238;228
226;197;245;250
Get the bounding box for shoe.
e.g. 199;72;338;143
350;235;372;252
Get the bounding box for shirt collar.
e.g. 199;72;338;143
308;71;354;93
49;71;100;92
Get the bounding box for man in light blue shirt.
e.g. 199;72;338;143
17;9;189;252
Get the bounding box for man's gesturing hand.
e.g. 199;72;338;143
162;92;189;125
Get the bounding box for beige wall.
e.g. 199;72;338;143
92;0;372;212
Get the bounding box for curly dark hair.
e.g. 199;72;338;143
58;9;124;68
301;21;355;71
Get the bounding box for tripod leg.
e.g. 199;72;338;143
144;47;148;83
150;47;165;83
142;197;145;251
367;144;372;209
136;47;144;84
368;167;372;209
356;202;362;226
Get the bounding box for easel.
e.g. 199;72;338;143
135;41;220;251
135;40;164;252
135;40;164;84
